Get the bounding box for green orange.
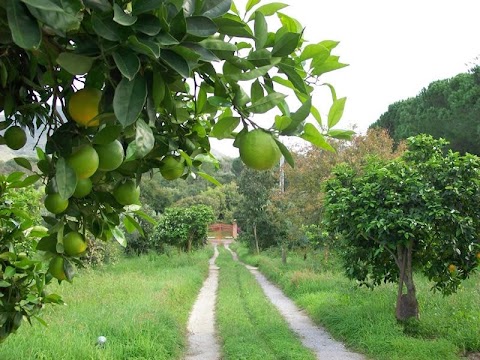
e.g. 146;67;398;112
95;140;124;171
44;193;69;214
73;178;93;198
4;126;27;150
160;155;185;180
113;180;140;206
49;256;67;281
63;231;87;256
239;129;281;170
67;145;99;179
68;88;102;127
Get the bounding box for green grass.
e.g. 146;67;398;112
0;249;212;360
235;244;480;360
215;246;316;360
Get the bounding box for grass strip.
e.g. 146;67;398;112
235;244;480;360
216;246;316;360
0;249;212;360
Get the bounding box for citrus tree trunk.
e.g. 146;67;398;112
253;222;260;255
395;242;419;321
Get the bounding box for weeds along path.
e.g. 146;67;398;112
224;244;365;360
185;245;220;360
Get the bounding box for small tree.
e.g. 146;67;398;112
151;205;215;252
324;135;480;321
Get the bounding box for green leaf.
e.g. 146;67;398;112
55;158;77;200
128;36;161;58
123;215;144;235
135;119;154;159
201;0;232;18
83;0;112;12
311;105;322;126
274;139;294;168
211;117;240;139
277;12;302;33
208;96;232;107
113;49;140;81
199;39;237;51
300;43;330;61
133;210;157;225
278;61;307;94
247;92;286;114
226;62;278;82
13;157;32;171
114;75;147;127
56;53;94;75
156;32;180;46
7;1;41;50
272;32;301;57
133;14;161;36
15;174;41;188
21;0;63;11
328;97;347;128
91;13;122;41
198;172;222;186
311;55;348;76
327;129;355;140
161;49;190;78
186;16;218;37
152;70;166;111
301;123;335;152
214;16;254;38
26;0;83;35
247;2;288;21
251;80;264;103
281;97;312;135
246;0;261;12
132;0;164;15
93;125;123;144
254;11;268;49
274;115;291;131
113;3;138;26
111;226;127;247
321;83;337;101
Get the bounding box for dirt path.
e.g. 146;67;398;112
185;245;220;360
224;244;365;360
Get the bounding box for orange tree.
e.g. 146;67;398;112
323;135;480;322
0;0;351;339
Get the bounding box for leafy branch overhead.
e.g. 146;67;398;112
0;0;350;340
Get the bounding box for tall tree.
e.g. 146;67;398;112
371;68;480;155
324;135;480;321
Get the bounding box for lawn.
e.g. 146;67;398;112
235;244;480;360
0;250;212;360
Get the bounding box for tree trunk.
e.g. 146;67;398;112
187;233;193;253
281;245;287;265
395;243;419;321
253;223;260;255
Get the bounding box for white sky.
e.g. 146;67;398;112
212;0;480;157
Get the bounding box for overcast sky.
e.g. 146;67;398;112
212;0;480;156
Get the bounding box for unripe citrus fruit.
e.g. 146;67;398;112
95;140;124;171
49;256;67;281
4;126;27;150
73;178;92;198
160;155;185;180
67;145;99;179
113;180;140;206
44;193;69;214
63;231;87;256
68;88;102;127
239;129;281;171
448;264;457;273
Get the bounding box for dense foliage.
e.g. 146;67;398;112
151;204;215;252
324;135;480;321
371;67;480;155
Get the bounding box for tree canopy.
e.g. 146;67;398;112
324;135;480;321
371;67;480;155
